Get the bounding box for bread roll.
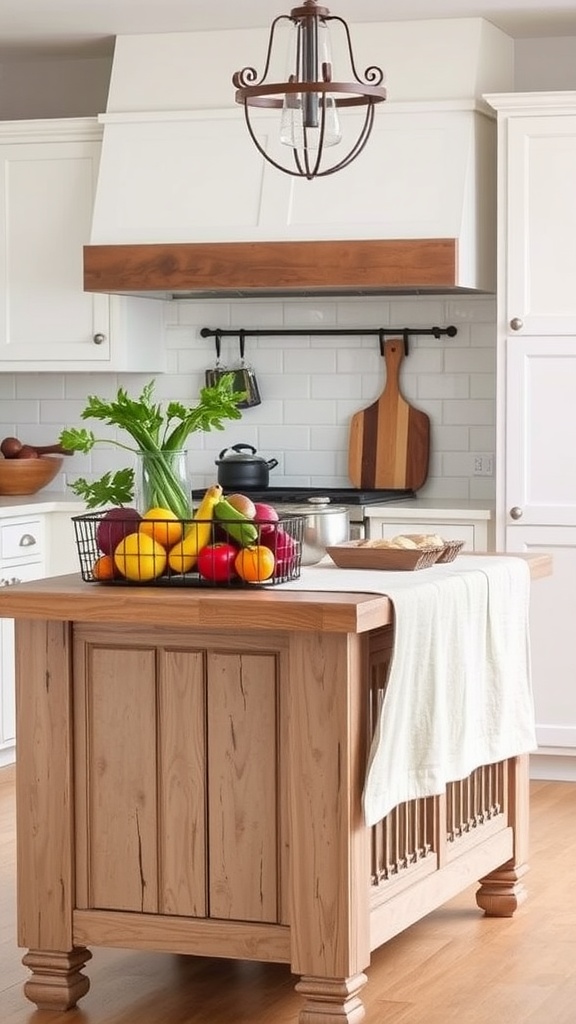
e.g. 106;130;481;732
389;535;419;549
403;533;445;549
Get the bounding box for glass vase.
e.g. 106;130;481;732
134;449;192;520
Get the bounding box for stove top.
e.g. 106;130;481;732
192;487;416;506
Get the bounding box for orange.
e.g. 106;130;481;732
139;506;183;550
235;544;275;583
114;531;167;581
92;553;117;581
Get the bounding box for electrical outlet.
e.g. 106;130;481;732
473;453;494;477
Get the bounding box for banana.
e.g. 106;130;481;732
213;497;259;547
168;483;223;573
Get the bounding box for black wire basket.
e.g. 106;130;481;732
72;509;304;587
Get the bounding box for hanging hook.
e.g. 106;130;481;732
378;329;386;357
238;329;246;366
403;329;410;356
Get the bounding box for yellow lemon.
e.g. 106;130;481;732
139;506;183;550
114;531;167;581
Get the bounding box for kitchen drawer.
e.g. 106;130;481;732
0;517;44;564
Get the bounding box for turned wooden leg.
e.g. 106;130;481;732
295;973;368;1023
22;947;92;1010
477;755;530;917
476;858;529;917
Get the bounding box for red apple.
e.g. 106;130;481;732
96;506;142;555
253;502;279;524
262;527;299;576
253;501;279;538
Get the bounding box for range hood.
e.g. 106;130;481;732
83;23;512;300
84;238;467;300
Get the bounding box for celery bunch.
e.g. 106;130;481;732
60;376;244;516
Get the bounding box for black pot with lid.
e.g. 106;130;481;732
215;443;279;489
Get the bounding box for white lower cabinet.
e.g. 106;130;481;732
0;508;80;767
0;516;45;765
506;526;576;761
365;507;494;551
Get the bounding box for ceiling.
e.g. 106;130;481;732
1;0;576;60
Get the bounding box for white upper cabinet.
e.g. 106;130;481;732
0;118;165;372
486;93;576;335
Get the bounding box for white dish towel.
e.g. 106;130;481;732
278;556;535;826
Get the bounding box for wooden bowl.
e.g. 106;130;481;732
0;455;64;495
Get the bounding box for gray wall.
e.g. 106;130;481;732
0;56;112;120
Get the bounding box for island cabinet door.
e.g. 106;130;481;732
73;626;290;926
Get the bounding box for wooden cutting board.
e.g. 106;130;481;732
348;337;430;490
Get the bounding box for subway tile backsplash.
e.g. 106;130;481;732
1;294;496;502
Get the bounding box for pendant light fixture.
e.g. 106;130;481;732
233;1;387;180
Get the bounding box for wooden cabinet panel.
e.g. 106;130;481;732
207;652;279;923
157;649;207;917
81;645;159;913
73;628;287;926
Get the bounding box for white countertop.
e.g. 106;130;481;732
0;492;86;518
364;498;494;520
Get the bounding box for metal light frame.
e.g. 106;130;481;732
233;0;387;180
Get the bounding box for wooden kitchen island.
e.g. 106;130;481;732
0;556;550;1023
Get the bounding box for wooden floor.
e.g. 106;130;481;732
1;766;575;1023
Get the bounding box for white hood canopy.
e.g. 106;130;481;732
84;19;514;298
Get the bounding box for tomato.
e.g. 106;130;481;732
235;544;276;583
197;542;239;583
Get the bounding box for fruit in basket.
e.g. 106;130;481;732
167;483;224;573
91;554;120;581
113;532;167;581
262;527;298;568
225;492;257;519
197;542;239;583
139;506;183;549
96;506;142;555
253;502;279;524
235;545;275;583
214;497;259;546
252;502;280;537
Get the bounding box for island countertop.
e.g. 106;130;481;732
0;553;551;635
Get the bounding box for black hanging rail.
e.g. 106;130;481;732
200;325;457;356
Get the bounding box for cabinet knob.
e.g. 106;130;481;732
509;317;524;331
509;506;523;520
93;333;106;346
19;533;37;548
